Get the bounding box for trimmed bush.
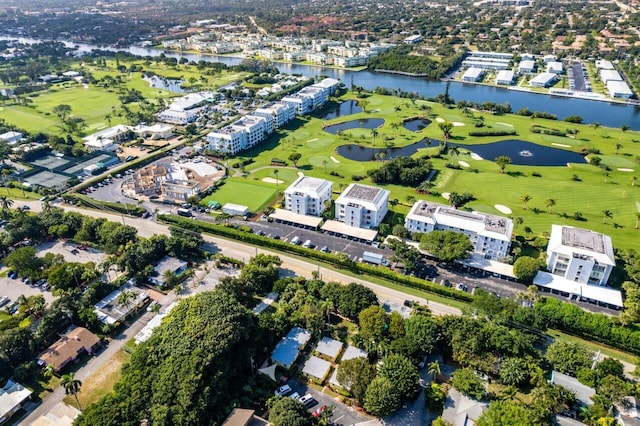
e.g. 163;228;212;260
467;130;517;137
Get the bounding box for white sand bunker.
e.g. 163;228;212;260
435;117;445;123
552;143;571;148
618;168;635;172
442;192;451;200
452;122;465;127
297;171;305;177
495;204;512;215
470;153;484;160
330;156;340;163
307;138;318;142
496;122;514;127
458;160;470;168
262;177;284;184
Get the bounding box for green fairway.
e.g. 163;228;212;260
237;93;640;251
201;178;280;212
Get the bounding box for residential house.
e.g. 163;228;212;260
222;408;268;426
0;380;32;425
0;131;23;145
149;256;188;287
37;326;101;372
315;336;344;362
82;125;132;152
550;371;595;407
302;356;332;382
94;284;150;324
441;388;488;426
271;326;311;369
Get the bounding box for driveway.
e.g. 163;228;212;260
287;381;371;426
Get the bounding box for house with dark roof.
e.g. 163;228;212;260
37;326;101;372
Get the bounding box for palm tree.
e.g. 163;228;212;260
591;122;600;135
449;146;460;165
602;209;613;224
520;194;532;210
416;180;433;194
216;212;232;224
635;212;640;230
632;176;637;187
615;143;623;154
273;169;279;190
370;129;379;146
0;195;13;216
514;217;523;228
499;385;519;401
391;122;401;135
117;289;138;309
323;159;328;174
427;360;441;382
545;199;556;214
495;155;512;174
603;172;610;183
61;372;83;410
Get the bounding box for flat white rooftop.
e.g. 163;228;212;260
534;271;623;308
321;220;378;242
270;209;323;228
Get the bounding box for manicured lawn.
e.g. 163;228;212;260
550;329;637;365
238;93;640;251
201;178;279;212
63;350;129;409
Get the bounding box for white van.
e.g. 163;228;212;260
290;236;301;245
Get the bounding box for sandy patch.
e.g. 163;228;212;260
330;156;340;163
262;177;284;184
552;143;571;148
297;171;305;177
495;204;512;215
442;192;451;200
452;122;465;127
435;117;445;123
458;160;470;168
307;138;318;142
618;168;635;172
470;153;484;160
496;122;514;127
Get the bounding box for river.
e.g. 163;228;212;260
3;36;640;130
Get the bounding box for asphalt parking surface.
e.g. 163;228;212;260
287;381;370;426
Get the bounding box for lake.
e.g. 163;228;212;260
336;138;587;166
321;100;362;120
323;118;385;134
3;36;640;130
143;75;185;93
403;118;432;132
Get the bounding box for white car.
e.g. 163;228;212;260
289;392;300;400
274;384;292;397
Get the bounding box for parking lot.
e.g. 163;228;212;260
284;381;370;426
38;240;107;265
0;272;56;306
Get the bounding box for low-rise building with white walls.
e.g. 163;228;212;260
335;183;390;229
546;225;615;286
281;94;313;115
518;60;537;74
254;102;295;128
284;176;333;217
404;200;513;260
496;70;515;85
529;72;558;88
462;67;484;82
607;80;633;99
206;114;272;155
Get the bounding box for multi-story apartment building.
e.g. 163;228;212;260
284;176;333;217
404;201;513;260
253;102;295;128
546;225;615;286
206;115;272;155
335;184;390;229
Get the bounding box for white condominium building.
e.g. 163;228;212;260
206;115;272;155
254;102;295;128
546;225;615;286
404;201;513;260
335;184;390;229
281;94;314;115
284;176;333;216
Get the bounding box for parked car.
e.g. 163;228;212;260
302;240;315;249
288;392;300;400
290;236;301;245
313;406;328;418
320;246;330;253
298;394;316;407
274;384;292;397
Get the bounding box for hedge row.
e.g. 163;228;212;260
70;193;146;217
467;130;517;137
158;214;474;303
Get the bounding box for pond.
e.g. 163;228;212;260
335;138;438;161
323;118;385;135
455;140;587;166
321;100;362;120
143;75;185;93
336;138;586;166
403;118;432;132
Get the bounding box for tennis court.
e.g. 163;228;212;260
31;155;70;170
24;170;70;188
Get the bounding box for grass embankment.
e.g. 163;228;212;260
550;329;637;365
225;93;640;251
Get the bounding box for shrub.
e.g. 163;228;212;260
467;130;517;137
513;256;541;284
